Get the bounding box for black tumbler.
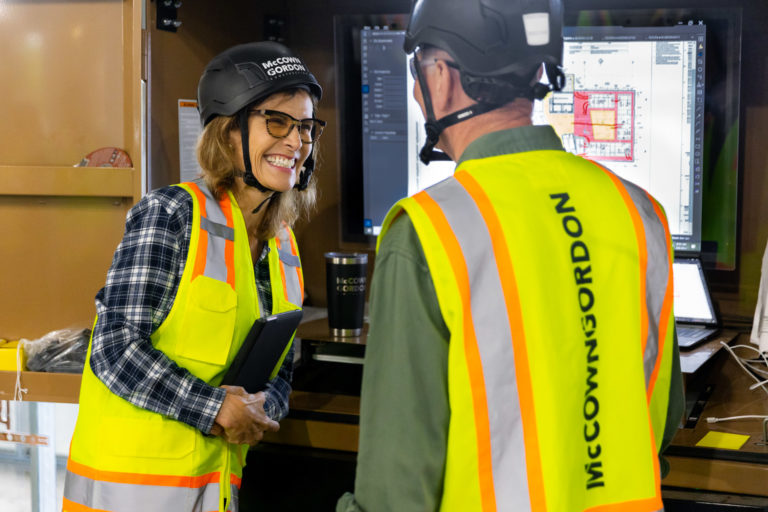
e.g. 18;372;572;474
325;252;368;336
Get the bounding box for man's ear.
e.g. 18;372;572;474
433;60;471;116
430;59;457;116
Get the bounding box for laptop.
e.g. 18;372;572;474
673;258;720;349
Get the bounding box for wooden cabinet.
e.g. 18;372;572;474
0;1;143;340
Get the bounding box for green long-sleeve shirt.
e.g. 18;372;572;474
337;126;684;512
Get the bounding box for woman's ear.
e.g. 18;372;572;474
228;127;241;148
228;126;245;171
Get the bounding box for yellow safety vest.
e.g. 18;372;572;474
379;150;675;512
63;180;303;512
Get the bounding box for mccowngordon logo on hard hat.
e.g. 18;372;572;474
260;56;307;77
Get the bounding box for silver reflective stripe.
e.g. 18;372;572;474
278;228;302;306
64;469;220;512
282;260;302;305
196;180;228;226
201;216;234;241
278;249;301;268
205;229;229;283
229;483;240;512
426;178;531;511
619;178;671;387
196;181;233;285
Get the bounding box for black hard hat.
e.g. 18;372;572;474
197;41;322;126
404;0;563;79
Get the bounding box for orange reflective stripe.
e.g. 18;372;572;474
62;496;107;512
597;165;649;355
187;183;208;218
646;192;674;401
585;495;662;512
413;191;497;511
67;457;220;489
188;183;210;282
287;230;304;299
219;193;236;290
455;170;547;510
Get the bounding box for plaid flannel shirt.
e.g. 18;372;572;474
89;185;293;434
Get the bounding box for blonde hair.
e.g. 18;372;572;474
196;91;319;241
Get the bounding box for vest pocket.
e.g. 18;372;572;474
102;415;196;459
176;276;237;366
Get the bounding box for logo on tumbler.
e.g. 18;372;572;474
336;276;366;293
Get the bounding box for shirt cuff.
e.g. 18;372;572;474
176;379;227;434
336;492;361;512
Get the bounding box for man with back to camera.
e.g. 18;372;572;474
337;0;684;511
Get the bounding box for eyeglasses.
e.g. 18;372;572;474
249;109;326;143
408;54;460;80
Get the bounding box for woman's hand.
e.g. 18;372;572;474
211;385;280;446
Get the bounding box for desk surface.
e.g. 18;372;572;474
663;333;768;496
679;329;738;375
289;323;768;497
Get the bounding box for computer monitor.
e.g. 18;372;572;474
358;25;454;236
563;7;743;270
334;8;742;269
533;23;707;255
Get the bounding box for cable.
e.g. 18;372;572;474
13;342;27;402
745;365;768;378
720;342;768;396
703;343;768;427
707;415;768;424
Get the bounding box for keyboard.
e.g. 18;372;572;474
677;325;719;348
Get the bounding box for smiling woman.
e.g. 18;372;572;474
196;42;325;241
230;91;315;206
62;41;324;512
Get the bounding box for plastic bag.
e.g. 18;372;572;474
23;328;90;373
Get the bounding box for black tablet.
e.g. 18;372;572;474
220;309;303;393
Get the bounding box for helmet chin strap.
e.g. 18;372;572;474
414;57;496;165
237;109;279;214
294;155;314;191
238;109;275;194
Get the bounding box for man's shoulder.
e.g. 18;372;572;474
377;210;432;272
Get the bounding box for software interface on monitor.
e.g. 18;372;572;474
360;26;454;235
534;24;707;253
360;24;706;247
